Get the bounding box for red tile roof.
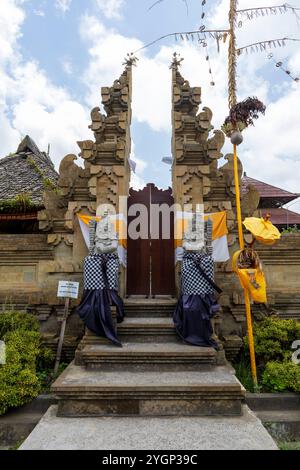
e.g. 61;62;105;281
242;175;298;202
258;208;300;226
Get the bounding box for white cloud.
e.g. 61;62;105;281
33;9;45;17
0;0;91;168
8;60;92;165
62;58;73;75
1;0;299;210
0;0;25;64
95;0;125;19
130;142;147;189
79;4;300;208
55;0;72;14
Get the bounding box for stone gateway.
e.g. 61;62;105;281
0;56;299;362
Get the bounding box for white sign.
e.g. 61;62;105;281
0;340;6;365
57;281;79;299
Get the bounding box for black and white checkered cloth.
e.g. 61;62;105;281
181;252;215;295
84;253;119;291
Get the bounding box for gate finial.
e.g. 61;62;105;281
170;52;184;70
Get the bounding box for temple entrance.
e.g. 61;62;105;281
127;183;176;296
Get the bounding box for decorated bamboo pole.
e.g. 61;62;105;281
229;0;258;387
233;144;258;387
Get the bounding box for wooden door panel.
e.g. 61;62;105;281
127;186;150;295
127;184;175;296
150;185;175;295
127;238;150;295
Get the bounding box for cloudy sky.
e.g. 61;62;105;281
1;0;300;211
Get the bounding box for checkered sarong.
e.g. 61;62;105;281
181;252;214;295
83;253;119;291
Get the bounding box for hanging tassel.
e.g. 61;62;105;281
216;34;220;53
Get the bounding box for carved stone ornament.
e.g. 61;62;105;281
89;209;118;255
183;212;213;255
183;211;205;252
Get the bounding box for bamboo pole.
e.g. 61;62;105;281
233;144;258;387
54;297;70;375
230;1;258;387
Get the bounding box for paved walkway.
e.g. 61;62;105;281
20;405;277;450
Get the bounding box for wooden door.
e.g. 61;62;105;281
127;185;151;295
127;184;175;296
150;185;175;295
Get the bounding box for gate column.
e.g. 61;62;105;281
170;54;241;343
76;60;134;298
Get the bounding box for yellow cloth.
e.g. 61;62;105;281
243;217;281;246
232;250;267;303
236;268;267;303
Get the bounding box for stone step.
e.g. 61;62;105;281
0;412;42;449
255;410;300;442
118;317;178;342
76;342;224;371
246;392;300;411
51;362;245;417
124;299;176;318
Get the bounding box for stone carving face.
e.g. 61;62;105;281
93;211;118;254
183;212;205;252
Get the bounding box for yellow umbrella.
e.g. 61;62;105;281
243;216;281;246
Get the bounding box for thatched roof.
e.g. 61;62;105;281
0;136;58;207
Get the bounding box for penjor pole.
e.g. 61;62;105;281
229;0;258;387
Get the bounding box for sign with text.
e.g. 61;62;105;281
57;281;79;299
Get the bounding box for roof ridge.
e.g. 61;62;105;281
242;175;297;197
17;135;43;157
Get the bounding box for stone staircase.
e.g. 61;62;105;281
52;299;245;418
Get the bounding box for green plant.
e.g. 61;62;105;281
234;354;256;392
281;225;300;234
37;362;68;393
262;361;300;393
0;194;39;214
243;317;300;366
0;329;41;415
278;441;300;450
0;311;56;415
236;317;300;392
43;177;57;191
36;346;55;371
27;157;57;192
9;439;25;450
0;311;39;337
